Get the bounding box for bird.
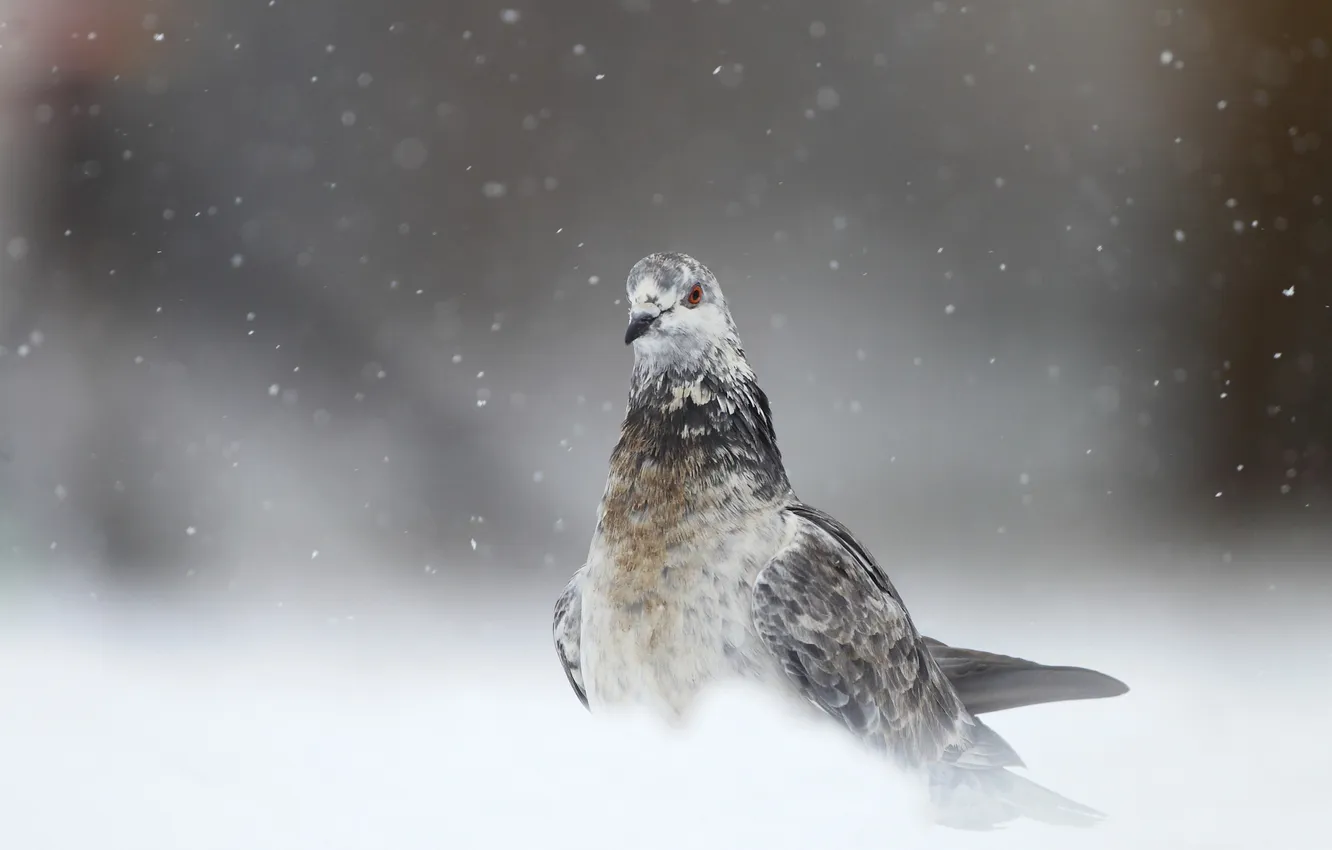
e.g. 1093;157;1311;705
553;252;1128;830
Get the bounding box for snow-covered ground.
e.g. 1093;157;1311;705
0;562;1327;850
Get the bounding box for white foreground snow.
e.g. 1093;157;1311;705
0;576;1326;850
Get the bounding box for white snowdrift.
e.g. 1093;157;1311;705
0;592;1324;850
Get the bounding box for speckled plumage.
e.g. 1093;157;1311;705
553;252;1127;829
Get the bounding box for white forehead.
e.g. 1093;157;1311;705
628;273;668;302
626;254;717;304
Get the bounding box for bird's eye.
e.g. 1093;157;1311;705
686;284;704;306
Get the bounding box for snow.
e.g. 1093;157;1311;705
0;581;1325;850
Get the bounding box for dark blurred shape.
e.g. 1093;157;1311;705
1198;3;1332;527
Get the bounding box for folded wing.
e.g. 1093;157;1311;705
752;503;1104;829
552;570;589;710
751;504;1008;771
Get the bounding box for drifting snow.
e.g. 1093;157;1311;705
0;586;1324;850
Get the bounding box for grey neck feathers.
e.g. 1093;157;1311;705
614;343;790;502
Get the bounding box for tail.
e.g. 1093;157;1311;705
928;765;1106;831
925;637;1129;715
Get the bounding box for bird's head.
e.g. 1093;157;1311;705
623;252;742;375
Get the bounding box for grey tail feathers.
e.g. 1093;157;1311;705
951;663;1129;716
928;765;1106;831
924;637;1130;716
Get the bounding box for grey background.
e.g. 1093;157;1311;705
1;0;1329;612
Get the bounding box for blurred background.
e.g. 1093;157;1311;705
2;0;1330;609
0;3;1330;846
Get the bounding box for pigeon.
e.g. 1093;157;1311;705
553;252;1127;830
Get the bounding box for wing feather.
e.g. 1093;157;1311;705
790;503;1128;717
752;504;1021;771
552;570;589;710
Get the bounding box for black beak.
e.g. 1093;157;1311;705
624;312;657;345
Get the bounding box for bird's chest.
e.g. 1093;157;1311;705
579;522;780;719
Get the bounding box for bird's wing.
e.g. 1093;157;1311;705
552;569;589;710
923;637;1130;715
752;503;1021;770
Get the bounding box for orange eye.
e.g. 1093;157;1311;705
686;284;703;306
